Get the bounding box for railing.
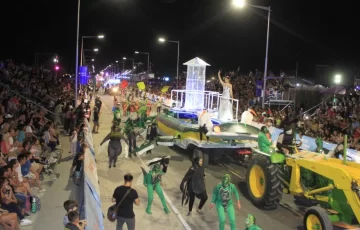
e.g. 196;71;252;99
267;91;294;101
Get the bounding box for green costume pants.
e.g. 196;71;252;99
146;183;168;212
216;203;236;230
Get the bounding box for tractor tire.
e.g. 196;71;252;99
192;148;209;167
246;154;283;209
303;206;333;230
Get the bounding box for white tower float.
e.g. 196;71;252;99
170;57;239;121
183;57;209;110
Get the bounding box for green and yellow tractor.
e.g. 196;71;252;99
246;136;360;229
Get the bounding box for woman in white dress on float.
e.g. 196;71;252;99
217;70;234;121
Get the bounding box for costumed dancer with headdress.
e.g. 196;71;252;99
100;125;128;168
142;156;171;214
210;174;241;230
180;157;208;216
218;70;234;121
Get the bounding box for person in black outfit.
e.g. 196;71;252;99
180;157;208;216
92;106;100;133
112;174;140;230
95;96;102;112
146;122;158;155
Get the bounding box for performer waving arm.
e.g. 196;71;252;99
218;70;225;85
100;133;111;146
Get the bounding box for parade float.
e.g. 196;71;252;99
156;57;258;167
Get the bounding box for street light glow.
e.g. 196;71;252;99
135;51;139;54
94;48;99;52
123;57;127;60
116;60;119;63
53;58;58;63
334;74;342;84
92;59;95;62
158;38;165;42
233;0;245;8
98;35;105;39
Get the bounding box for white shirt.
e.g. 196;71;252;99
198;111;213;129
15;165;23;183
241;110;254;125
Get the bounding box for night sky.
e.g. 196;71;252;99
1;0;359;79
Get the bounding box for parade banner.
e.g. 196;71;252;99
256;80;263;97
84;150;101;206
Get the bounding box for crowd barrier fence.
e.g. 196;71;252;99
82;119;104;230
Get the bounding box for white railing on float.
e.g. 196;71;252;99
169;90;239;121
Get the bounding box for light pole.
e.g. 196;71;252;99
80;35;104;67
123;57;135;69
158;38;180;88
134;51;150;72
233;0;271;108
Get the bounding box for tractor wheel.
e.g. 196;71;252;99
192;148;209;167
246;154;283;209
303;206;333;230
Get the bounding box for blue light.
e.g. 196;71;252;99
164;77;169;81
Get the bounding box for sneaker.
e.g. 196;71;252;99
187;212;191;216
196;209;204;215
39;188;47;193
20;219;33;226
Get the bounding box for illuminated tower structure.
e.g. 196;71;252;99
183;57;210;110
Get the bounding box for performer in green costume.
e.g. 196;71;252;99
315;133;323;153
113;102;122;126
210;174;241;230
245;214;262;230
143;157;171;215
258;126;272;153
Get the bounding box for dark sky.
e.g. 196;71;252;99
1;0;359;79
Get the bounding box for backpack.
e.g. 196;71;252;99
30;195;41;211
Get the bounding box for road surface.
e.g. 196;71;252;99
95;95;304;230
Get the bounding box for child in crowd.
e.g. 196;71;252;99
63;200;80;226
64;210;86;230
70;143;86;186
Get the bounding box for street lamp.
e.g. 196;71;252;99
76;33;105;106
116;60;118;63
123;57;135;69
158;37;180;88
233;0;271;108
334;74;342;84
134;51;150;71
92;59;95;62
93;48;99;52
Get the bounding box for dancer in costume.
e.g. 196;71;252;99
218;70;234;121
245;214;262;230
258;126;272;154
142;156;171;214
210;174;241;230
180;157;208;216
113;102;122;126
100;125;128;168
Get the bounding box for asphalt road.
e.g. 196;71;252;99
97;95;304;230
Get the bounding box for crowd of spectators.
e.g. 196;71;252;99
0;59;88;229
